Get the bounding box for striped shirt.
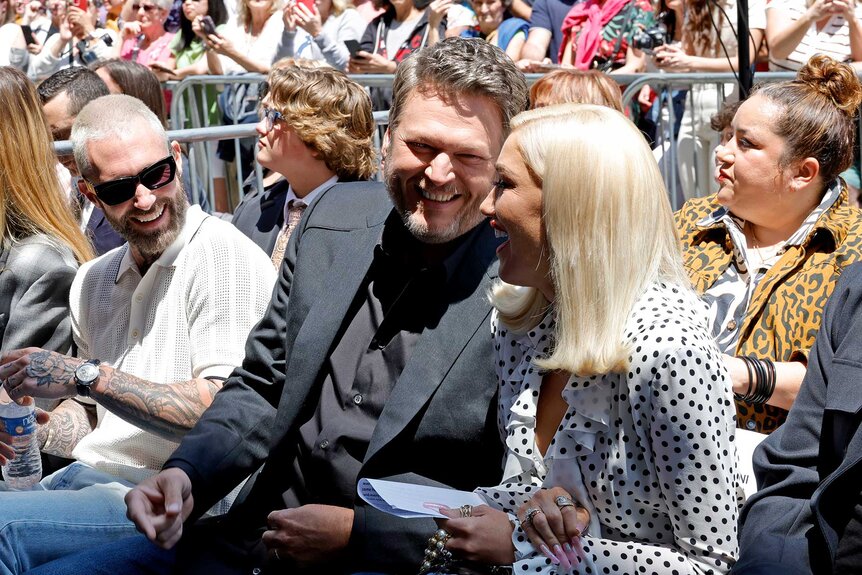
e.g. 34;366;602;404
768;0;862;70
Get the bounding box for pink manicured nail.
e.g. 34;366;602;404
563;542;578;564
571;537;586;562
554;544;572;570
540;544;560;565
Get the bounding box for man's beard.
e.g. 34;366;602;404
104;183;188;259
383;149;484;245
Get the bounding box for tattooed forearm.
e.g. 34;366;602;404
39;399;97;458
93;371;222;442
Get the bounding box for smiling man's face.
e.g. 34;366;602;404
383;89;503;244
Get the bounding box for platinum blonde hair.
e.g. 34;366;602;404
491;104;689;376
71;94;170;180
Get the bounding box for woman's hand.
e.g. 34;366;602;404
67;4;95;35
806;0;835;21
205;31;233;56
517;487;590;569
428;0;453;29
434;505;516;565
291;1;323;37
26;36;43;54
149;61;179;79
282;1;298;32
637;84;655;107
191;15;208;39
830;0;856;19
58;15;73;43
653;43;694;72
348;50;395;73
121;20;143;38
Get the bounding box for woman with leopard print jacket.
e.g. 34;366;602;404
674;54;862;435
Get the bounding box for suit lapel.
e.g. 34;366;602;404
277;218;383;414
364;227;499;465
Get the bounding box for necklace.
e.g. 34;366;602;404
745;220;785;271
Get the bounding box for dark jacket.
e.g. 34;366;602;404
736;262;862;574
165;181;504;574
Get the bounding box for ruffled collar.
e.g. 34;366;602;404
496;312;613;484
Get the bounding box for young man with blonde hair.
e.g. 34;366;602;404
231;64;376;264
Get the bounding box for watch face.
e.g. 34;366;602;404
76;363;100;384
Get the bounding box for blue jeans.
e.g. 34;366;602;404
0;462;138;575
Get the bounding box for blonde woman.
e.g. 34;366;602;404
0;66;93;355
431;104;739;575
200;0;285;74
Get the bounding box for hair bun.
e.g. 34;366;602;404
797;54;862;115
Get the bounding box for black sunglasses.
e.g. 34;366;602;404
87;155;177;206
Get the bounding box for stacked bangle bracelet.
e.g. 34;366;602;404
734;355;776;404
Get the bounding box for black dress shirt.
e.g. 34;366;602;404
282;213;481;509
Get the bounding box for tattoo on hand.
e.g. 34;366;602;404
26;351;77;389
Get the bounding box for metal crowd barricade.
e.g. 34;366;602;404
55;117;390;212
617;72;798;210
167;74;399;212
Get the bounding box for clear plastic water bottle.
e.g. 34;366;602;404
0;398;42;490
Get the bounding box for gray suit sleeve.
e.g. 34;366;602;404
164;201;303;516
1;240;77;354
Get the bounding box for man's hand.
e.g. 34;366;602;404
0;395;49;465
434;505;515;565
125;468;195;549
262;504;353;565
1;348;80;402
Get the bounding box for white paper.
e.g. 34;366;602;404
357;478;486;518
736;428;767;501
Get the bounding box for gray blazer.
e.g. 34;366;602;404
0;234;78;354
166;181;504;573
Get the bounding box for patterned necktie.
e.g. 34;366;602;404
270;201;306;269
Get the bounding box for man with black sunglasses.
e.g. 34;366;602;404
0;94;277;575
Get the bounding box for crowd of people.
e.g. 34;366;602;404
1;0;862;570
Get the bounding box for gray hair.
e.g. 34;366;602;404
154;0;174;11
71;94;169;180
388;37;528;137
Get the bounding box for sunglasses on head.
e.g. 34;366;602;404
87;155;177;206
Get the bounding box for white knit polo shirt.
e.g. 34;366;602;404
69;205;276;489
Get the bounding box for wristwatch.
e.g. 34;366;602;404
74;359;101;397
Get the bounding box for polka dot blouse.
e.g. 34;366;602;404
477;282;742;574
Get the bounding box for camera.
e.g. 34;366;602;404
632;23;668;52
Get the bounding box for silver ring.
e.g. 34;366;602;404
555;495;575;509
523;506;543;527
459;504;473;518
